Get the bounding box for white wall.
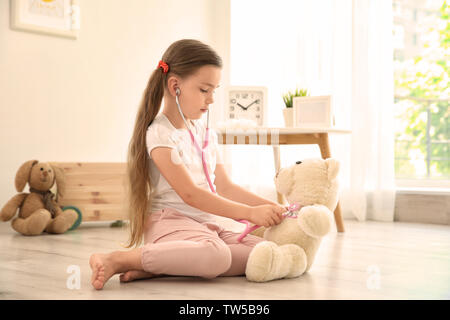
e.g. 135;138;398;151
0;0;230;207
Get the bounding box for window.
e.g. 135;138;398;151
393;0;449;187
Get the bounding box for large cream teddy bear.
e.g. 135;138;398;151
245;158;340;282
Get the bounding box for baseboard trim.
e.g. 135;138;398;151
394;191;449;225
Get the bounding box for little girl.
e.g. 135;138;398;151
89;39;287;290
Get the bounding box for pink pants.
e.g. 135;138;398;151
141;208;264;279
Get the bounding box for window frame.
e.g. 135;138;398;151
394;96;449;188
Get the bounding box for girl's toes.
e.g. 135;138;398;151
119;273;129;282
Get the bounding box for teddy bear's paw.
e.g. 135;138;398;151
245;241;277;282
279;244;307;278
297;205;332;238
245;241;289;282
63;210;79;228
46;211;77;234
12;209;52;236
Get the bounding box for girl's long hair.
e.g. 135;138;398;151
124;39;223;248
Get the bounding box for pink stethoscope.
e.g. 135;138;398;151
175;88;299;242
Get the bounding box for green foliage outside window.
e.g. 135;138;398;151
394;0;449;179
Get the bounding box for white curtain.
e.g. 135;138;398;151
345;0;396;221
225;0;396;222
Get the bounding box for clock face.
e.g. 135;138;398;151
228;90;264;126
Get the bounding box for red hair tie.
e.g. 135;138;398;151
157;60;169;73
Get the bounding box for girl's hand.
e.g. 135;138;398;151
248;204;285;227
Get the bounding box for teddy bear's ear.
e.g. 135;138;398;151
274;167;295;196
325;158;340;181
51;164;66;200
15;160;38;192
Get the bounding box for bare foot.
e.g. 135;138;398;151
119;270;155;282
89;253;118;290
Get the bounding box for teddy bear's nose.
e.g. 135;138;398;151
43;171;48;177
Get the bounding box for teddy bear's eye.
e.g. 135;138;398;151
296;161;302;165
40;168;44;171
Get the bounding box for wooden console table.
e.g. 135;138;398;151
216;127;351;233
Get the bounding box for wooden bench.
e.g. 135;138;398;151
50;162;128;223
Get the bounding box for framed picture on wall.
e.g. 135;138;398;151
10;0;81;39
293;95;333;128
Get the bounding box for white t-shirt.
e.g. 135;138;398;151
146;112;224;223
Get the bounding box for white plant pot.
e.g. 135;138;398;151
283;108;294;127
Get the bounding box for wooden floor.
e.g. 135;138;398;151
0;219;449;300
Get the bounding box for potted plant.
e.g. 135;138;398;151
282;88;309;127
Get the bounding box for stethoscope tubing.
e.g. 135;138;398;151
176;93;215;193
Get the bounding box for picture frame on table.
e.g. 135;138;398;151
293;95;333;128
10;0;81;39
